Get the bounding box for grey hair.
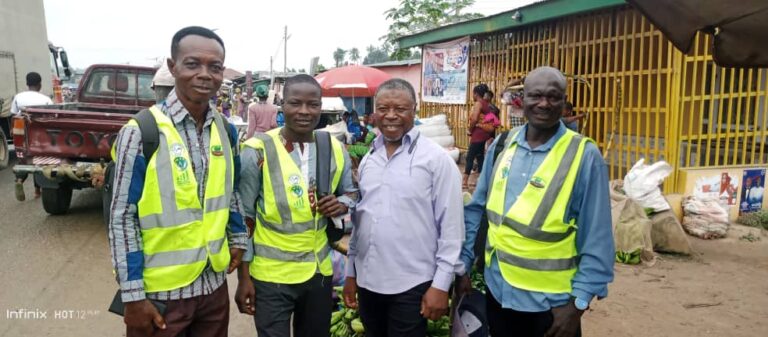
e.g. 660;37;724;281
375;78;417;107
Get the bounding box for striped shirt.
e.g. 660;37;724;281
109;89;248;302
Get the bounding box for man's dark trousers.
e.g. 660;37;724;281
252;273;332;337
357;281;431;337
486;290;582;337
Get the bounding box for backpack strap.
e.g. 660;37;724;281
492;130;510;164
315;131;332;197
133;108;160;160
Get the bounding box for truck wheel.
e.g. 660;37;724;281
42;186;73;215
0;128;8;169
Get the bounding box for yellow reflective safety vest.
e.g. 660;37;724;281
242;128;345;284
122;106;233;292
485;129;590;294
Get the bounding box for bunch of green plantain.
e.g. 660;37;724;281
331;286;365;337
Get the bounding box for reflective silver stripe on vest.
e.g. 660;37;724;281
486;135;583;242
140;113;232;229
496;249;577;271
254;243;332;263
256;212;314;234
140;208;203;229
211;113;234;212
208;237;226;254
527;135;582;229
487;210;575;242
145;246;208;268
487;131;519;202
256;134;315;233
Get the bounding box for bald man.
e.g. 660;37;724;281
456;67;614;337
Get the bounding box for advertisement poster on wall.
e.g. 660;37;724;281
422;36;469;104
740;168;765;215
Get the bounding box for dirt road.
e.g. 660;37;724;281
1;160;766;336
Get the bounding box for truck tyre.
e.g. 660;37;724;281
0;128;8;169
42;186;73;215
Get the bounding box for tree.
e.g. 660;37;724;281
349;48;360;64
333;48;347;67
317;64;327;73
362;44;390;65
384;0;483;60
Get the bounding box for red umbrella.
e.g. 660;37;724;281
314;65;392;97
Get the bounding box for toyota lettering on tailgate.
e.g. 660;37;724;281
45;129;118;149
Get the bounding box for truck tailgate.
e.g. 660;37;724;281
21;107;135;160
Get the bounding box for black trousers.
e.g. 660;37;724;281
252;273;332;337
486;290;582;337
465;141;486;175
357;281;431;337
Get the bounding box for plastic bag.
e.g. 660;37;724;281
623;159;673;212
682;196;729;239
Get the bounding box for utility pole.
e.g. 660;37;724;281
269;56;274;89
283;26;288;74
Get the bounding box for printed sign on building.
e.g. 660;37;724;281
740;168;765;215
422;37;469;104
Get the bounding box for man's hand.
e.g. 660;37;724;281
228;248;244;274
421;287;449;320
455;274;472;297
544;300;584;337
317;195;348;218
124;300;165;334
342;277;358;309
235;273;256;315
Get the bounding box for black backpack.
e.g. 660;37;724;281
102;109;236;227
472;130;511;270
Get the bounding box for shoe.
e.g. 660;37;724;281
15;183;25;201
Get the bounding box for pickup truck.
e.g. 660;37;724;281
12;64;156;215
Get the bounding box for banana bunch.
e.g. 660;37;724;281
331;286;365;337
615;249;642;265
426;316;451;337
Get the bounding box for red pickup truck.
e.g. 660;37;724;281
12;64;156;215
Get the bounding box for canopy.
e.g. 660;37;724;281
315;65;392;97
627;0;768;67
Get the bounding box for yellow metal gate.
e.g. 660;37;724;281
418;5;768;192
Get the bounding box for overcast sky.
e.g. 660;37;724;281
44;0;536;72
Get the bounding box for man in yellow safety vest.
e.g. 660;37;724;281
457;66;615;337
235;74;358;337
108;26;247;337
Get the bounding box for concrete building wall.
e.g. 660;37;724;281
0;0;53;113
373;64;421;98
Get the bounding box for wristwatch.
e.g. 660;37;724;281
573;297;589;311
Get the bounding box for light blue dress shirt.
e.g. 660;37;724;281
348;128;465;294
461;122;615;312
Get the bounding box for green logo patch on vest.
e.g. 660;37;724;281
529;176;546;188
174;157;188;170
211;144;223;156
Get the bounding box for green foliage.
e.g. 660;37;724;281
362;45;390;65
383;0;483;60
333;48;347;67
349;48;360;64
737;210;768;230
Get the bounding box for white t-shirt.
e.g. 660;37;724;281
10;91;53;115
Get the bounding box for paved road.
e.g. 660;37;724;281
0;159;253;336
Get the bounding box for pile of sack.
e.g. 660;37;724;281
611;159;692;265
415;114;460;162
681;196;730;239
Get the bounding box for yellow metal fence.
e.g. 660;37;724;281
418;6;768;192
